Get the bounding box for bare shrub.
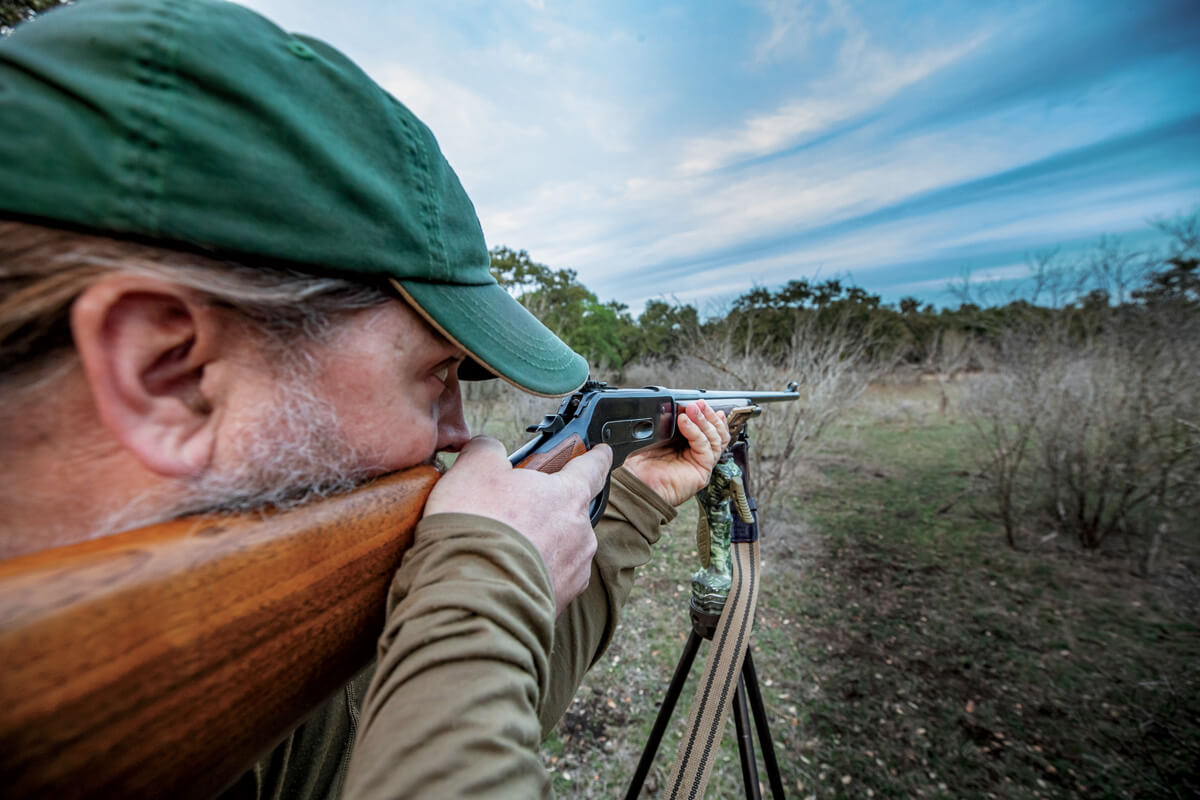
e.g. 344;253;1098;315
959;214;1200;567
964;295;1200;569
961;338;1047;548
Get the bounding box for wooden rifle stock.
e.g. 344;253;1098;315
0;465;440;800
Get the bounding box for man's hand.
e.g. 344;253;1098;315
424;436;613;614
623;399;731;507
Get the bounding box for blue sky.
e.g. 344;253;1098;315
240;0;1200;313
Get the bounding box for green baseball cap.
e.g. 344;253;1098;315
0;0;588;396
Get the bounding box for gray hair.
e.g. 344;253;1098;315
0;219;391;388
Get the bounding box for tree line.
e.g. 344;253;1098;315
491;214;1199;377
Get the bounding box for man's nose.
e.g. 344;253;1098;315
435;373;471;453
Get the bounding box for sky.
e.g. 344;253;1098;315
239;0;1200;314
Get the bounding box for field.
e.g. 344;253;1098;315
490;379;1200;798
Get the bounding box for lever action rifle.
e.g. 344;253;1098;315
0;381;797;799
512;381;799;522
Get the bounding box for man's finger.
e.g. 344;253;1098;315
699;402;723;429
682;408;721;454
699;404;726;440
715;410;731;448
559;443;613;497
698;411;722;446
694;404;730;450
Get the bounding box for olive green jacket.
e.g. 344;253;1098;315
220;467;675;799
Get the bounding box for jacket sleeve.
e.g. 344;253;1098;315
340;467;675;799
538;466;677;732
341;513;558;799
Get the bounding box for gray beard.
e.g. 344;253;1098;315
91;367;382;538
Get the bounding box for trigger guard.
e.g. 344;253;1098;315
588;480;612;528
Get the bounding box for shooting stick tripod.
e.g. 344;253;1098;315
624;436;785;800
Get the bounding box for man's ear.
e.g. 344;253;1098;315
71;276;222;477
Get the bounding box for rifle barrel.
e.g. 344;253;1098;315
658;387;800;404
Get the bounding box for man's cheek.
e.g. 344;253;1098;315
374;424;439;472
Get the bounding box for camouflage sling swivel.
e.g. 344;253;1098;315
690;453;755;615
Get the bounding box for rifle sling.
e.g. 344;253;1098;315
665;535;761;800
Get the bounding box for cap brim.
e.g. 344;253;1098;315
390;278;589;397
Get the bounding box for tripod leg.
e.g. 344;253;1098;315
733;675;763;799
624;630;704;800
743;651;786;799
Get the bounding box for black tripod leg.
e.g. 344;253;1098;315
733;675;763;799
743;651;786;799
624;630;704;800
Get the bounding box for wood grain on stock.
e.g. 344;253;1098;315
515;433;588;474
0;465;439;800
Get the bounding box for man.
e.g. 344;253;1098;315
0;1;729;797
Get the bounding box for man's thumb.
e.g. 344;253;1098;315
447;435;508;470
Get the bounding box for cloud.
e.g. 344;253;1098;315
579;112;1199;311
677;12;989;175
750;0;817;65
886;1;1200;140
484;93;1198;314
374;64;550;194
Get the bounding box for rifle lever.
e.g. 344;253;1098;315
589;478;612;527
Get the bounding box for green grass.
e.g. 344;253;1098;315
541;386;1200;798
